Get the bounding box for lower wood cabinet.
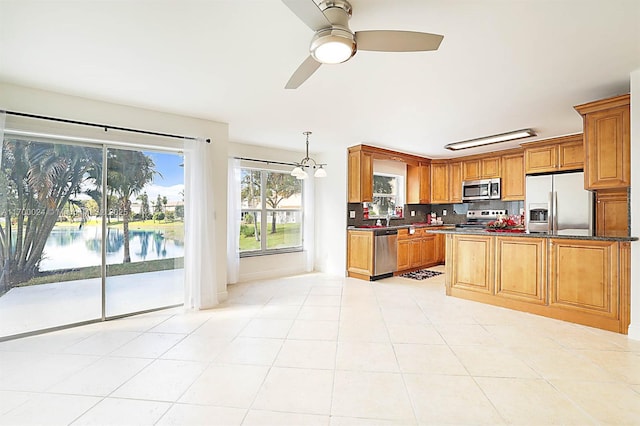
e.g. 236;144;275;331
396;228;444;273
596;188;629;237
346;230;374;279
445;233;631;334
549;239;618;320
449;234;494;294
495;236;546;304
397;239;410;271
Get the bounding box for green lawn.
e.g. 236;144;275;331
240;223;301;251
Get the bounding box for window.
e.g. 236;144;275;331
239;168;303;256
370;173;404;217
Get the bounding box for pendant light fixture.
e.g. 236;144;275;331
291;131;327;179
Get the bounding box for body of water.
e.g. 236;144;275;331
40;226;184;271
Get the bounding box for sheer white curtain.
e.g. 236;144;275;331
183;138;218;309
303;175;315;272
0;112;5;169
227;158;241;284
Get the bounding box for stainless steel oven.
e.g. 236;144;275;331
462;178;501;201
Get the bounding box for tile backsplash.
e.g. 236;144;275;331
346;200;524;227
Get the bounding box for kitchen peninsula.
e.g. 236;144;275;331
428;228;636;334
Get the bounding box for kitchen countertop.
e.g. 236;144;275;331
425;227;638;242
347;223;456;232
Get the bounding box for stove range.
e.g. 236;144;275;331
455;209;507;229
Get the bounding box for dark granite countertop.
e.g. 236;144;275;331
347;223;457;232
424;228;638;242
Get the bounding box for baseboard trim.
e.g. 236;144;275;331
627;322;640;341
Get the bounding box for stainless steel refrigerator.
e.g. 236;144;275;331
525;171;594;235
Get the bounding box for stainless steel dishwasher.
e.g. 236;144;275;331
373;228;398;280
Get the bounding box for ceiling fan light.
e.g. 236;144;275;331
310;28;356;64
291;166;304;176
314;167;327;178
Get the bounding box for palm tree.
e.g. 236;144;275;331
106;149;156;263
0;139;101;292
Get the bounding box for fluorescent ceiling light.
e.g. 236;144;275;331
445;128;536;151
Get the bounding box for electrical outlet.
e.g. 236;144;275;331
411;210;416;217
443;209;447;216
349;210;355;219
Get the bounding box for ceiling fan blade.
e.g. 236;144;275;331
285;56;322;89
356;30;444;52
282;0;331;31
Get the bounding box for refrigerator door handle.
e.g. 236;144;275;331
553;191;558;233
548;192;553;233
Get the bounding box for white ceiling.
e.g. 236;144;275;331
1;0;639;158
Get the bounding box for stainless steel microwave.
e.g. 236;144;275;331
462;178;501;201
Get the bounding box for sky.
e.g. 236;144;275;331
144;151;184;203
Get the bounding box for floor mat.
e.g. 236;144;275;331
399;269;443;280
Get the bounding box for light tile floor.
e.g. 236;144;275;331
1;267;640;425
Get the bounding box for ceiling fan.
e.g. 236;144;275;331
282;0;444;89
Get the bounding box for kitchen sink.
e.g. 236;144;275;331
355;225;386;228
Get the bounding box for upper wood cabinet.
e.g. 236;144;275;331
481;157;501;178
449;161;462;203
462;156;501;181
430;162;449;204
574;94;630;190
462;159;481;180
407;162;431;204
348;146;373;202
523;134;584;174
501;152;525;201
431;161;463;204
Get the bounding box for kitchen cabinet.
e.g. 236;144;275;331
435;232;446;264
501;152;525;201
557;138;584;170
396;227;442;273
430;162;449;204
449;161;462;203
346;230;374;279
549;239;620;323
481;157;501;178
574;94;630;190
596;188;629;237
449;234;494;294
495;236;546;304
444;232;631;334
523;134;584;174
407;162;431;204
421;234;438;266
348;147;373;202
397;239;410;271
462;159;481;180
462;156;501;181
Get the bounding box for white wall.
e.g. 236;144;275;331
314;146;348;276
0;83;230;301
228;141;309;282
629;69;640;340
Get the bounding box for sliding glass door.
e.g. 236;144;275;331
104;148;184;317
0;136;185;338
0;138;104;337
